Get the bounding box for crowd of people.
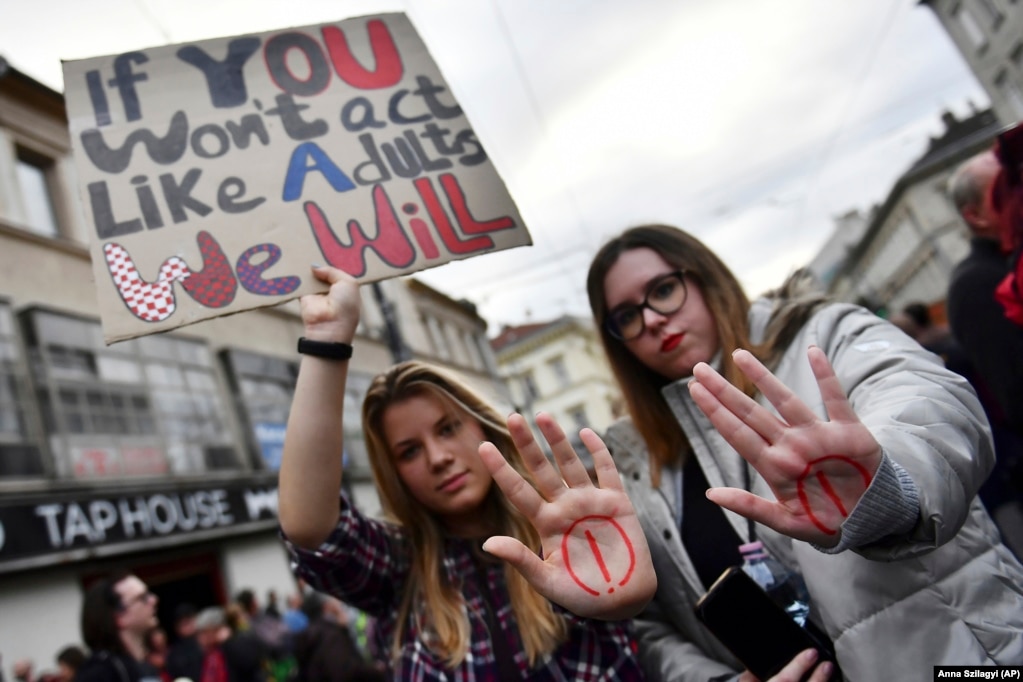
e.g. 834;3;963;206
8;124;1023;682
2;578;382;682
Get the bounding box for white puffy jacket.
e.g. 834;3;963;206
605;300;1023;682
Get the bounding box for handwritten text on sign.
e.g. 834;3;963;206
62;13;531;343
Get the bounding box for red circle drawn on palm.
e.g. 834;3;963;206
796;455;873;535
561;515;636;596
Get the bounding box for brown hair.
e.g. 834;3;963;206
361;361;567;667
80;569;133;656
586;225;757;483
588;225;830;484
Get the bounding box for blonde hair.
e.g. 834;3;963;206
361;361;568;667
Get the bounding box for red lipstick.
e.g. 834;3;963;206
661;333;683;352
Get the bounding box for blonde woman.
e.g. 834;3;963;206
278;265;656;680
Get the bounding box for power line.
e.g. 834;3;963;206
489;0;594;267
791;0;905;236
133;0;173;44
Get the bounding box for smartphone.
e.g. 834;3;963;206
694;566;838;681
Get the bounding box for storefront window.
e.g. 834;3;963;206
23;309;237;478
221;349;298;471
0;301;42;477
220;348;375;475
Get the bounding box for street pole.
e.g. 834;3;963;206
371;282;411;363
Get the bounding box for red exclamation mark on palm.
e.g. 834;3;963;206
797;455;873;535
562;516;636;596
585;529;614;593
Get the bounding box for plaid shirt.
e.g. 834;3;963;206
284;496;644;681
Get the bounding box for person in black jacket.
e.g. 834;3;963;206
221;604;269;682
165;604;202;682
74;571;162;682
292;594;383;682
947;149;1023;557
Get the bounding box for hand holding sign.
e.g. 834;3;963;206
300;265;362;342
689;347;882;548
478;412;656;620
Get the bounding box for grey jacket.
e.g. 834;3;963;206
605;300;1023;682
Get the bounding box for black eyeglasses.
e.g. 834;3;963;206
123;591;155;609
606;271;688;341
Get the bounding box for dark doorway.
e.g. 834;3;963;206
78;550;227;642
136;552;225;640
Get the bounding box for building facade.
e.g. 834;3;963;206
0;58;507;675
490;317;623;463
920;0;1023;124
827;108;1002;314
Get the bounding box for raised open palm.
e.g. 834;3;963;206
688;347;883;547
478;412;656;620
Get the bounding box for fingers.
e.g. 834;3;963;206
705;487;793;536
482;535;549;590
582;428;625;493
507;413;569;500
768;649;832;682
692;360;787;446
808;661;835;682
732;349;821;428
806;346;856;423
478;441;545;519
310;264;355;286
689;373;771;469
535;412;594;489
301;265;361;335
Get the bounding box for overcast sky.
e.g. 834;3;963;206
0;0;988;332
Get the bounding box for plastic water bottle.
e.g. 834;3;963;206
739;541;811;627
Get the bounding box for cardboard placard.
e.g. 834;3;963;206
62;13;531;344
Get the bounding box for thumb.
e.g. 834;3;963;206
482;536;548;588
311;264;357;287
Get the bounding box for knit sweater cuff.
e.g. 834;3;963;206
813;453;919;554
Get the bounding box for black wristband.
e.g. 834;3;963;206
297;337;353;360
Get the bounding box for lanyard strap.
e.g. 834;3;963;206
742;459;756;542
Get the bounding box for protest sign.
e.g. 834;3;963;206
62;13;531;344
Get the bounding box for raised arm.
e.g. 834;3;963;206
278;265;361;549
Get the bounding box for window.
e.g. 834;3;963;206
221;349;298;471
954;4;988;49
462;330;484;370
341;370;375;474
548;356;571;388
568;405;589;433
14;148;60;238
566;405;592;465
427;317;450;360
1011;41;1023;67
995;70;1023;118
420;314;440;355
521;371;540;402
24;309;237;478
975;0;1005;27
0;300;43;477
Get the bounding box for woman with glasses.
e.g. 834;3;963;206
587;224;1023;681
